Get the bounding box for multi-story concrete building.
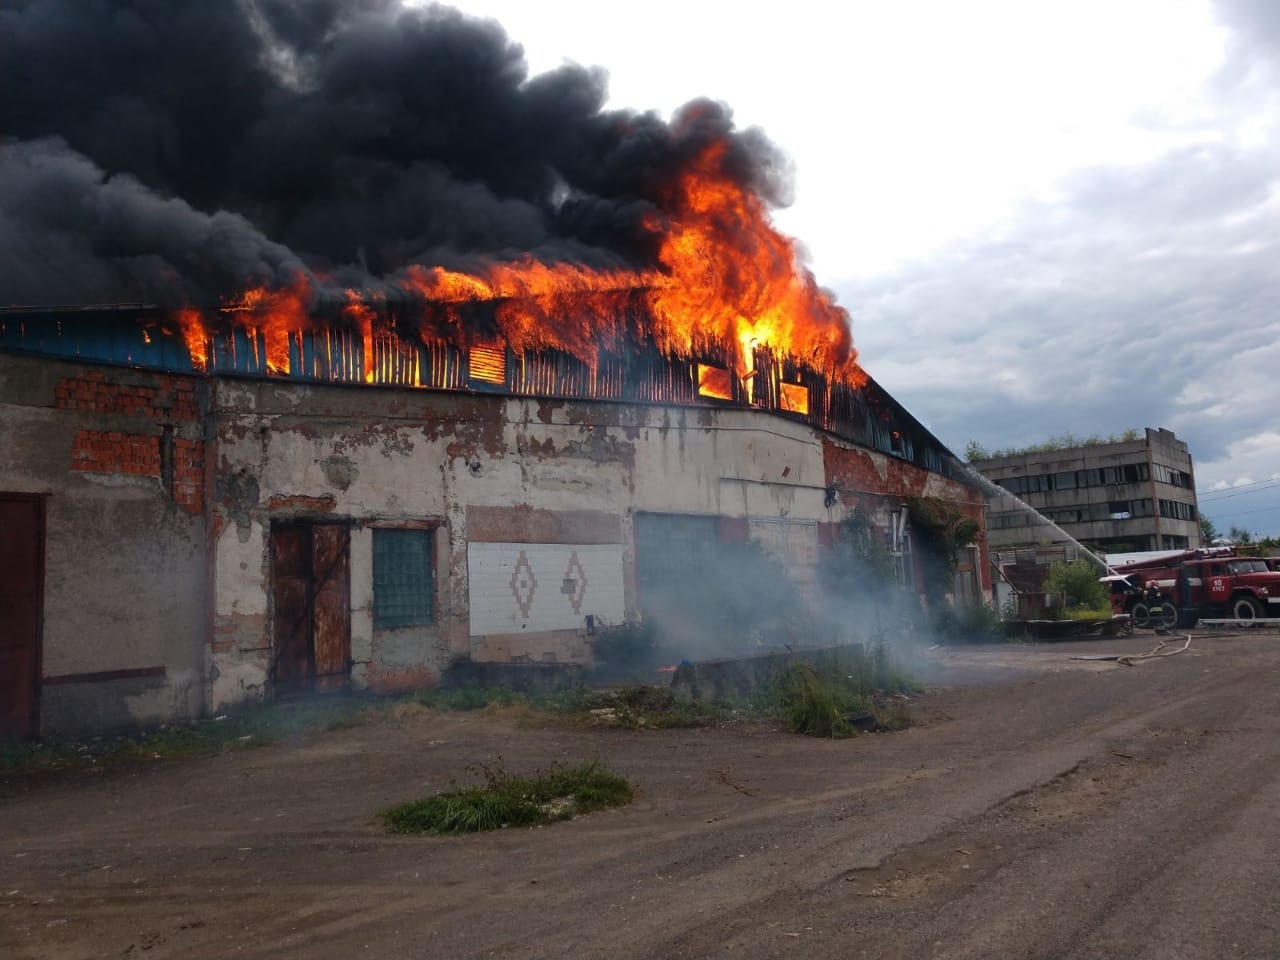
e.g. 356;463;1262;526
972;428;1200;555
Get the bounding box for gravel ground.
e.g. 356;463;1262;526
3;629;1278;960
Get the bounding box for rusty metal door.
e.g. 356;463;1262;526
0;495;43;739
270;522;350;697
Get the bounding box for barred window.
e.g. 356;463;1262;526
373;529;434;628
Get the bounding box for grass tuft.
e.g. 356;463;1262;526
759;646;919;738
380;760;633;834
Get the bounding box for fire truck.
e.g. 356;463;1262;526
1106;547;1280;627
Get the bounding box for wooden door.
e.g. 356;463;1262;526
311;525;350;693
0;495;43;739
270;522;350;697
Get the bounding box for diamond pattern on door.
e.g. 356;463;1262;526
509;550;538;618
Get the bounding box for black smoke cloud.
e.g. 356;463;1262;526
0;0;790;307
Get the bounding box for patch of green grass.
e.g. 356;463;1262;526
1062;602;1118;621
380;760;633;834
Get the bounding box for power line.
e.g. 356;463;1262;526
1196;475;1280;496
1205;503;1280;520
1198;479;1280;504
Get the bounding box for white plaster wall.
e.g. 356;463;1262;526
494;401;830;521
248;425;449;517
468;543;626;635
214;519;269;618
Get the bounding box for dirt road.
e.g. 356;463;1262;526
4;631;1279;959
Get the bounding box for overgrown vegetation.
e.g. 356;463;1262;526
965;430;1142;462
380;760;633;834
1045;559;1108;617
755;646;919;738
418;680;730;729
1;698;385;777
931;599;1004;643
823;510;898;592
419;643;921;737
905;496;982;601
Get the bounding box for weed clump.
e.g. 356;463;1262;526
761;646;919;738
380;760;633;834
932;600;1003;643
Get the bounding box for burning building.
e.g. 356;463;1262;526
0;0;988;738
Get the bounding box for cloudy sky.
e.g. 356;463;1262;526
441;0;1280;536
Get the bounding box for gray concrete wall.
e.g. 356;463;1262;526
0;353;208;736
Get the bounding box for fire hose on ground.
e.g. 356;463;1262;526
1069;634;1192;666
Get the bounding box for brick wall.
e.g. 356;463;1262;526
55;371;199;421
71;430;161;477
59;371;206;515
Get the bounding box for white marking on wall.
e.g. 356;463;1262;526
468;543;625;635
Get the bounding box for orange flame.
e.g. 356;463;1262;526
178;307;209;373
173;133;857;388
650;140;853;377
342;289;377;383
219;280;310;374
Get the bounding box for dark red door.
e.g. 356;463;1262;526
270;522;350;697
0;495;43;739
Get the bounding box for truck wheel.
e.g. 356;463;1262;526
1130;602;1151;627
1154;602;1178;629
1232;596;1264;621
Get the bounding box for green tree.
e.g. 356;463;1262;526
1228;525;1255;545
1199;514;1219;546
964;439;990;462
1046;559;1107;611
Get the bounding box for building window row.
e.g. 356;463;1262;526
1158;499;1197;522
990;495;1199;530
1152;463;1191;487
996;463;1152;496
1042;499;1157;524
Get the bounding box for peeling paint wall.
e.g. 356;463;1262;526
207;379;987;709
3;351;988;731
208;381;852;697
0;354;207;736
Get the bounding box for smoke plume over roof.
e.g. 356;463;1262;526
0;0;799;311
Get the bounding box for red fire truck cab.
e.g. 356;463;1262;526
1107;547;1280;627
